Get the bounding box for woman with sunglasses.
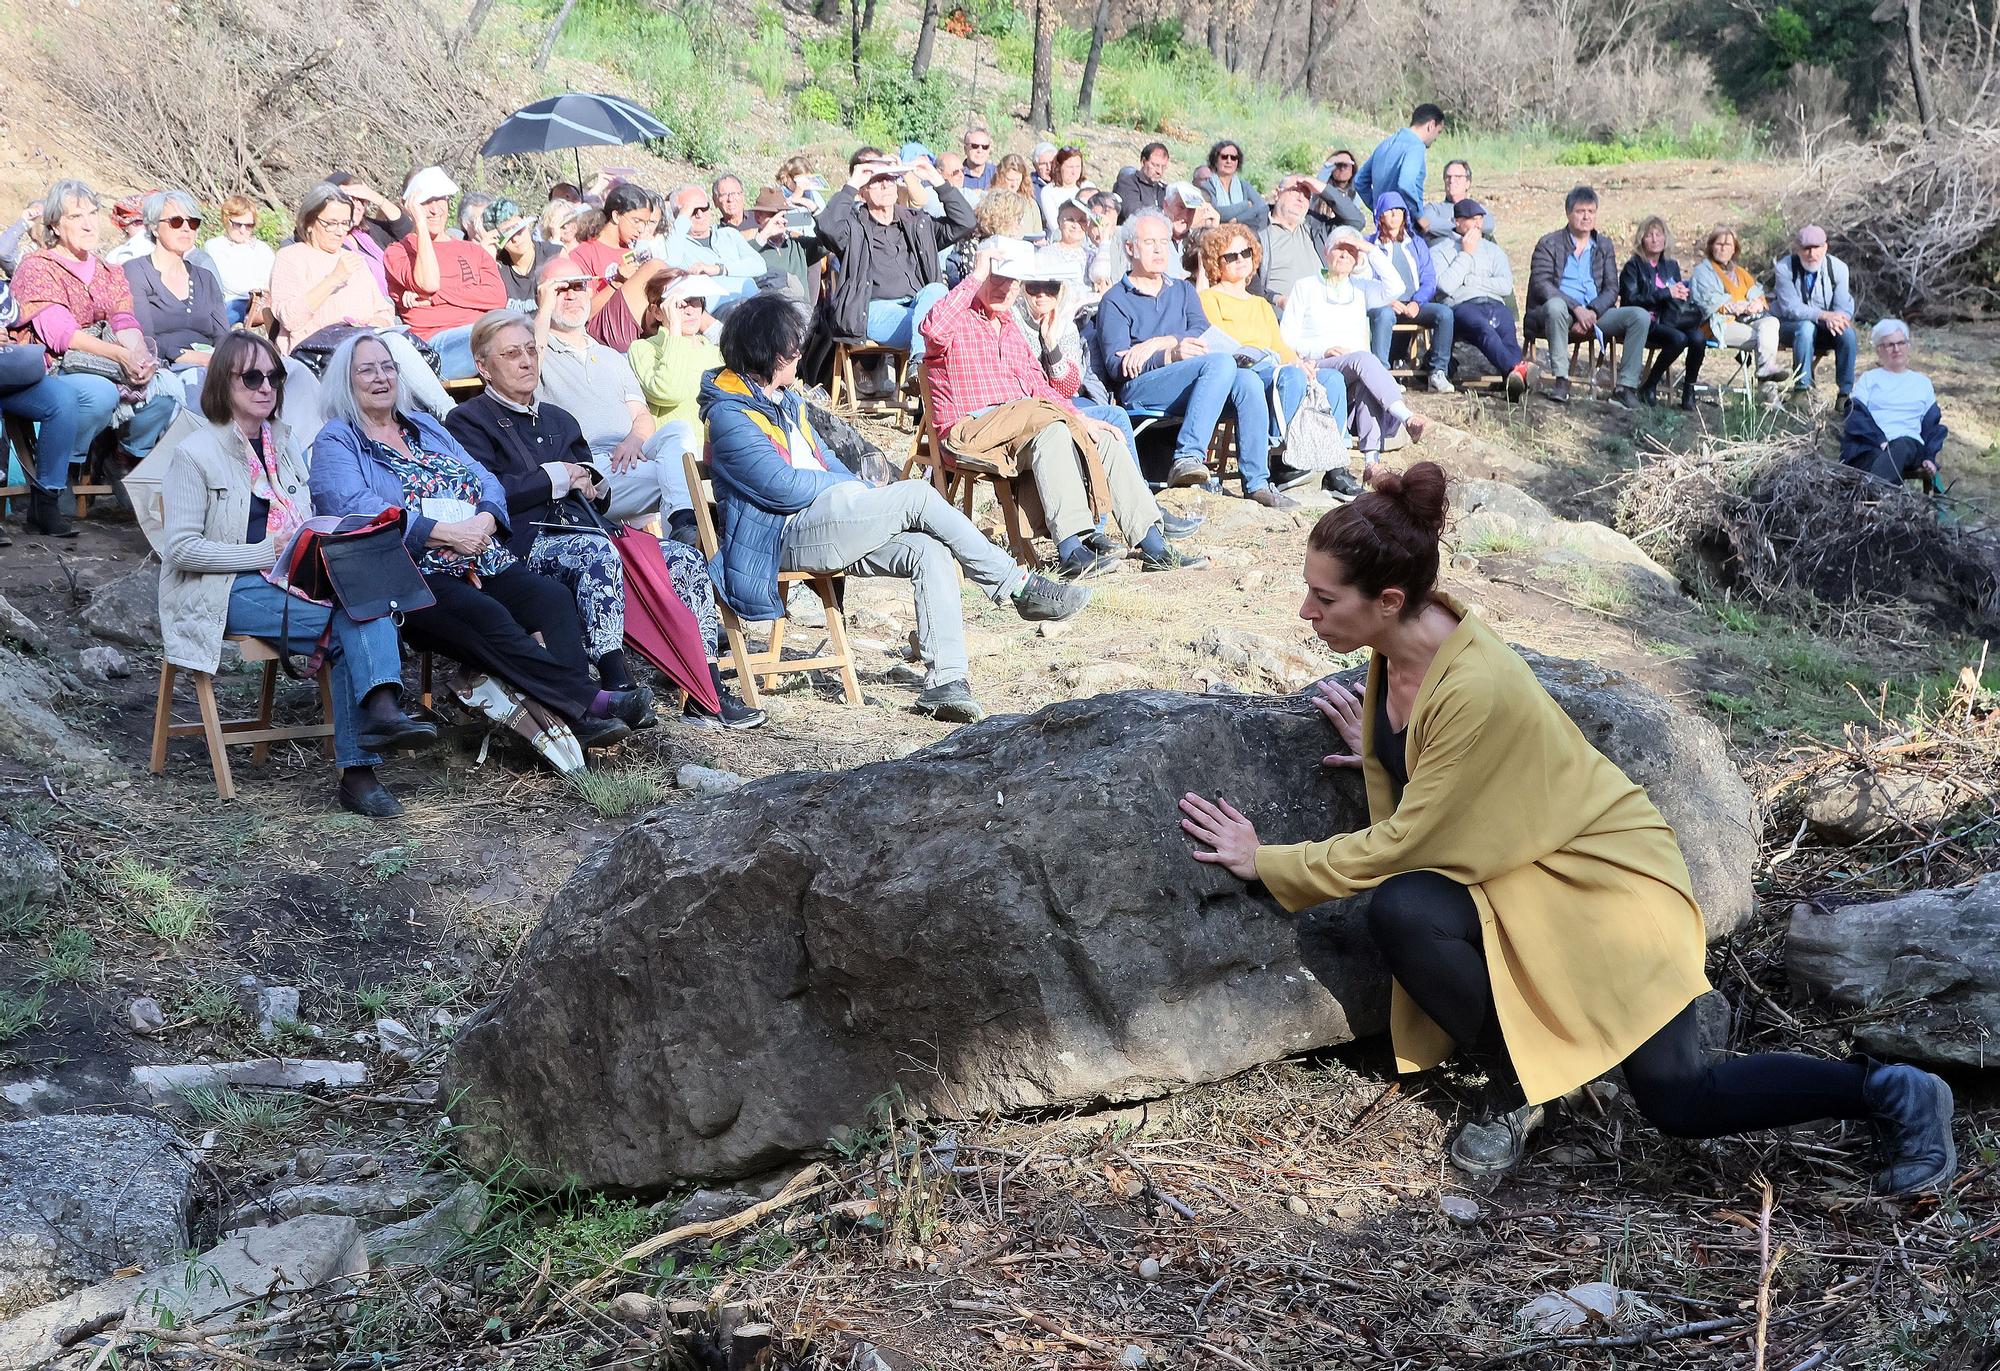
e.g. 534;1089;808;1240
158;331;437;816
126;190;229;399
204;195;276;327
1194;140;1268;230
628;269;721;435
1197;224;1317;467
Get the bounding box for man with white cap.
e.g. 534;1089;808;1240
1163;182;1220;276
382;166;506;378
921;238;1207;577
1771;224;1858;405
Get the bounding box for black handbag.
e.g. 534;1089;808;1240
267;510;437;678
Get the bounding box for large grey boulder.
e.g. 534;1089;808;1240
0;644;94;772
79;562;161;648
447;664;1755;1192
0;1115;195;1321
0;824;61;908
1788;875;2000;1069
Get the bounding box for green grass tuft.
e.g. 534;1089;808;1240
102;857;214;946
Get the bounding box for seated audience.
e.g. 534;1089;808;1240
950;189;1033;283
1307;150;1367;233
700;293;1091;724
1041;202;1094;291
8;178;180;537
1193;140;1268;230
1365;191;1453;392
815;153;972;380
742;185;823;299
937;152;966;189
1618;215;1705;410
126;189;229;396
0;199;42;275
1430;199;1531;399
203;195;275;327
1096;210;1283;506
776;154;827;212
489;200;559;313
457;193;497;250
960;126;997;191
565;182;663;341
1353;104;1443;222
1197;223;1316;474
1258;177;1330;311
1421;160;1493;243
1281;227;1427;480
534;258;695;537
990;155;1044;237
1772;224;1858;404
102;194;151;266
923;239;1203;578
160;332;435;816
1841;319;1945;490
323;173;413;297
1031;143;1058;191
1113;143;1171;221
1038;147;1092;232
1084;191;1124;297
1525;186;1648;407
547;181;583;205
0;295;79;541
446;310;763;727
310;332;652;751
538;198;581;249
664;184;772;308
628;271;723;437
1690;225;1787;383
381;166;507;379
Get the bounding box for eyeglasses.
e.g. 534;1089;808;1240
1217;151;1241;162
235;367;279;390
1879;338;1910;349
1219;246;1254;263
161;215;202;230
229;218;256;230
1331;161;1355;172
552;280;590;294
493;344;539;363
314;219;354;233
966;141;991;151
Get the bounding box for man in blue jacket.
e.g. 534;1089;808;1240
698;293;1090;724
1354;104;1444;234
1771;224;1858;406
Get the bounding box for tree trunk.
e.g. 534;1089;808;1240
863;0;878;32
449;0;497;59
1301;0;1341;78
1300;0;1319;92
532;0;580;70
849;0;863;84
1028;0;1056;131
1905;0;1937;135
1077;0;1111;117
814;0;840;23
912;0;943;77
1257;0;1285;78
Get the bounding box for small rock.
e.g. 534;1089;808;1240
1802;768;1956;846
884;662;926;686
1235;570;1266;592
1035;617;1072;639
132;1059;368;1097
79;563;163;648
1285;1195;1310;1216
0;824;61;906
1197;626;1326;692
1137;1257;1161;1281
609;1291;661;1327
0;591;50;655
783;585;828;628
1332;1198;1367;1221
670;1187;760;1227
293;1147;329;1180
1063;660;1152;695
365;1181;488;1267
250;986;301;1040
849;606;900;633
1450;553;1478;572
1544;1144;1595;1166
125;997;167;1035
375;1018;421;1062
77;645;131;680
429;1008;455;1033
676;764;747;797
1202;545;1254;569
1439;1195;1481;1226
1121;1346;1148;1368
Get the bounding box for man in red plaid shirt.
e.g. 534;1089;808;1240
921;239;1204;577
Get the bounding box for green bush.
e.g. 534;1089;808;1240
1054;24;1093;60
1270;137;1324;176
1108;18;1187;65
793;85;842;125
747;4;790;101
850;67;964;148
961;0;1020;38
659;93;726;169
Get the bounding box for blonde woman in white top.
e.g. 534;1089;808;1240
1280;228;1426;472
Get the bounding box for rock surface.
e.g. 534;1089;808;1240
0;592;49;656
0;1115;195;1321
448;669;1754;1191
0;824;61;906
1452;479;1679;599
1787;875;2000;1068
130;1058;368;1097
0;644;94;771
1802;768;1958;845
79;563;161;648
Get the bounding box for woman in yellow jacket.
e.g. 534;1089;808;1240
1195;223;1316;491
1179;462;1955;1193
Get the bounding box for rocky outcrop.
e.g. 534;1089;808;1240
1787;875;2000;1069
79;562;161;648
1452;479;1681;600
1802;768;1959;845
447;665;1755;1192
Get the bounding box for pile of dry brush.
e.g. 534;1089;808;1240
1616;433;2000;631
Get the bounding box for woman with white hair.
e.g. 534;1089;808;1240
125;189;230;397
308;332;655;753
1841;318;1946;489
6;178;180;536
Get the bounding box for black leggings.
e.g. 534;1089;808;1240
1365;871;1868;1137
1642;321;1705;392
400;564;598;720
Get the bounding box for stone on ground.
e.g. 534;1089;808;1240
1801;767;1958;845
364;1181;489;1266
1787;874;2000;1068
0;824;61;906
447;662;1754;1192
79;563;161;648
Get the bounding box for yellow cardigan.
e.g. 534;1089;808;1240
1198;287;1298;364
1254;598;1712;1104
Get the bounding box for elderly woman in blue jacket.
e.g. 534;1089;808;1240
309;331;653;751
1364;191;1453;391
698;293;1093;726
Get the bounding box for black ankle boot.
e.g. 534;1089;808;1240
27;487;75;539
1864;1060;1956;1195
1680;381;1699;412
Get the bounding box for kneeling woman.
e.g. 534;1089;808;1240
158;333;436;816
309;332;654;752
1179;462;1955;1194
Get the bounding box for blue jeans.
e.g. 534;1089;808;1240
1254;361;1309;446
1078;403;1138;463
1378;302;1455;374
1451;299;1523;376
1367;307;1397;365
223;574;405;771
428;324;478;380
9;372;177;492
864;282;950;360
1118;354;1272;492
1786;319;1858;392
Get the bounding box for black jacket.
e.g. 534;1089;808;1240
1619;254;1706;332
1526;228;1618;318
814;184;974;347
1841;401;1946;484
443;391;597;558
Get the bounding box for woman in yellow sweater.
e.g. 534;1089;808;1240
1196;224;1315;488
1179;463;1955;1193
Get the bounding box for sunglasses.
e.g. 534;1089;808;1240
161;215;203;230
673;297;706;308
229;219;256;230
967;141;991;150
235;367;280;390
1331;161;1355;172
1217;151;1241;161
552;280;590;294
1023;282;1061;296
689;205;713;215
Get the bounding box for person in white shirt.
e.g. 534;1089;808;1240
203;195;277;325
1280;228;1427;472
1841;318;1946;490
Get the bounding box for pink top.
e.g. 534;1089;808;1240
268;242;395;351
9;249;140;357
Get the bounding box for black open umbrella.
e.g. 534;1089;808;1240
480;93;672;182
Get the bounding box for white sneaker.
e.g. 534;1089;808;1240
1428;372;1456;394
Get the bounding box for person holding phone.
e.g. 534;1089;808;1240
742;185;824;305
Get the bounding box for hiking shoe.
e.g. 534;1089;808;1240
1013;572;1092;622
1428;371;1456;394
683;690;768;730
1322;469;1364;501
1057;545;1120;580
914;678;987;724
1160;509;1205;539
337;773;404;819
602;686;656;729
1082;528;1122;557
1165;457;1210;488
1864;1062;1956;1195
1449;1102;1546;1176
356;713;440;753
572;716;632;751
1504;364;1529;401
1137;543;1210;572
1835;392;1853;417
1610;386;1642;411
1269;460;1317;492
1247;486;1298;511
1547;377;1571;405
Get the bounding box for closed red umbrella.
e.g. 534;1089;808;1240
611;526;721;714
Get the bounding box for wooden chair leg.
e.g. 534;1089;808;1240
193;674;236;801
722;607;761;708
992;478;1037;567
419;652;434;710
317;667;337;761
817;578;864;705
762;615;789;694
251;660;278;766
149;665;177;775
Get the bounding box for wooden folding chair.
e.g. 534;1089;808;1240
680;449;862;708
901;365;1039;565
828;340;914;420
1;415;114;518
1386;321;1433;379
149;637;335;800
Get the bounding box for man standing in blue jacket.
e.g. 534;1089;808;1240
1771;224;1859;407
1354;104;1445;235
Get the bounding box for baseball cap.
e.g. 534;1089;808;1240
983;237;1039;280
484;198;531;244
1167;181;1206;208
404;166;460;204
1451;198;1487;220
1797;224;1828;247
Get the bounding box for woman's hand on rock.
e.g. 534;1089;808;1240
1312;677;1365;768
1179;792;1261;880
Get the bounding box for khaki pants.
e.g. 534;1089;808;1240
1023;421;1161;545
1712;316;1780;372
